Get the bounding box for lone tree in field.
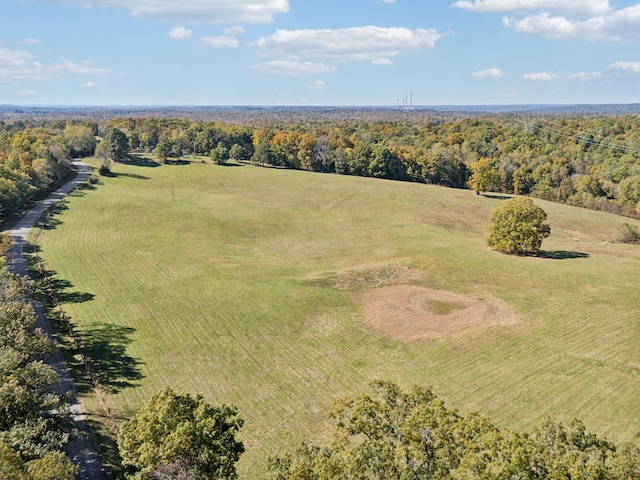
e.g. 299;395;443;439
117;387;244;479
487;197;550;255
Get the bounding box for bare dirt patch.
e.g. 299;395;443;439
333;265;423;290
359;285;516;341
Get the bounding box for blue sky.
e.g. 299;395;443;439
3;0;640;105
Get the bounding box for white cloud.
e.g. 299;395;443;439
472;67;503;79
506;5;640;42
520;72;558;80
251;60;337;76
461;1;640;42
306;80;328;91
200;36;239;48
568;71;604;81
519;62;640;82
380;0;397;3
0;47;114;83
80;81;123;91
452;0;610;17
607;61;640;77
372;58;394;65
169;26;192;40
223;26;245;35
23;38;42;45
36;0;290;24
15;89;38;96
252;26;444;63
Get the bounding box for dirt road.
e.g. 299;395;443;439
6;161;107;480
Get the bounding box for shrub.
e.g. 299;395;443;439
487;197;551;255
614;222;640;244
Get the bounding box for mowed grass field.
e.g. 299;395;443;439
35;159;640;477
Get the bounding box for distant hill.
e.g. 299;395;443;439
2;103;640;123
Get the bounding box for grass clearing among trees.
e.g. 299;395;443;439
31;158;640;477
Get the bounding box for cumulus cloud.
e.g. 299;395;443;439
506;6;640;42
607;61;640;77
520;72;558;81
252;26;444;63
251;60;337;76
452;0;609;17
472;67;503;79
23;38;42;45
35;0;290;24
0;47;114;83
169;26;192;40
372;58;394;65
457;0;640;42
509;4;640;42
200;36;239;48
306;80;328;91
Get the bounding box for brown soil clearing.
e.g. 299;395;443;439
360;285;516;341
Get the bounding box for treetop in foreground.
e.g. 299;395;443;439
117;387;244;480
268;381;639;480
487;197;551;255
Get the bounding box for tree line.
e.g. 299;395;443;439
94;114;640;219
0;238;78;479
0;120;97;223
5;115;640;220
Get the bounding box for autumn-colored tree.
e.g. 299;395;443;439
487;197;551;255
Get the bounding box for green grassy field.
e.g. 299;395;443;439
32;159;640;477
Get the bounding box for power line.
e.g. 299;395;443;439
523;118;640;154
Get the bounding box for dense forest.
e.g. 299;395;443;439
0;119;96;223
3;114;640;222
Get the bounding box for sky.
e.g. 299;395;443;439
3;0;640;106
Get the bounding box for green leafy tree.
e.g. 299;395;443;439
154;142;169;163
117;387;244;479
269;382;640;480
487;197;551;255
250;141;276;166
210;141;229;165
468;157;501;194
63;126;96;158
25;451;78;480
228;144;245;163
0;443;76;480
103;126;129;161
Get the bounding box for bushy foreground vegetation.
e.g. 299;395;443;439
111;381;640;479
109;380;640;479
268;381;640;480
0;238;77;479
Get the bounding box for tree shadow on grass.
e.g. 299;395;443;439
538;250;590;260
81;323;144;394
35;200;69;230
101;171;150;180
481;193;512;200
35;266;96;304
119;156;161;167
